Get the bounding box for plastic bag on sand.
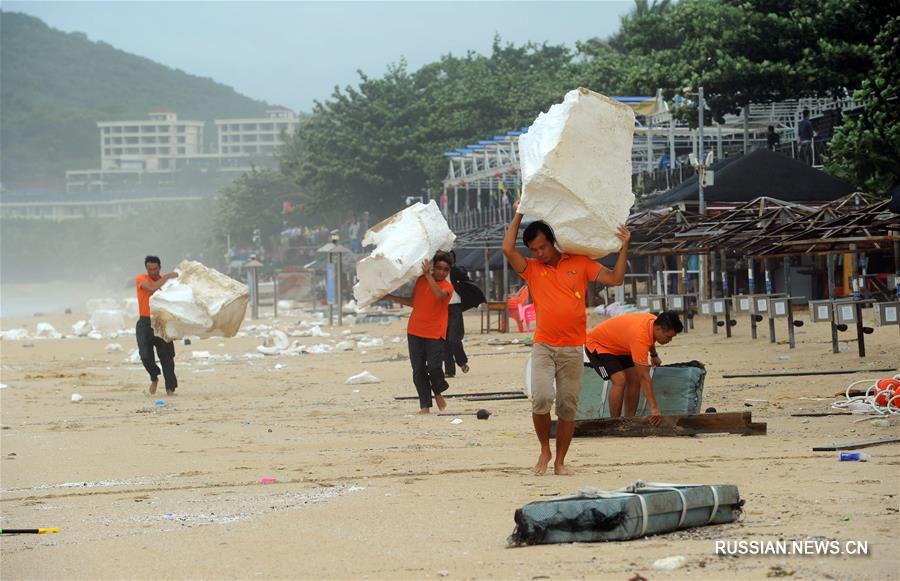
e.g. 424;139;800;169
353;201;455;308
345;371;381;385
150;260;249;342
1;328;31;341
90;309;126;337
519;87;635;259
257;329;290;356
35;322;62;339
105;343;123;352
72;320;91;336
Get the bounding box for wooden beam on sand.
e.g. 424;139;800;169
812;437;900;451
723;368;896;379
393;390;522;401
550;412;766;438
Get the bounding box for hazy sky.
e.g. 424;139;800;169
6;0;632;112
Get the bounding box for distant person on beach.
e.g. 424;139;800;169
383;252;454;414
798;109;815;165
503;204;630;476
135;255;179;395
766;125;780;150
443;250;480;378
585;311;683;423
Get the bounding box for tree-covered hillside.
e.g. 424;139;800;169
0;11;270;186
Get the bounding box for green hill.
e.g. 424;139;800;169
0;11;271;187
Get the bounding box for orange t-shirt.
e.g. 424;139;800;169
585;312;657;365
519;254;603;347
406;276;454;340
135;274;155;317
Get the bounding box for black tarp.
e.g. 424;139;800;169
641;149;855;208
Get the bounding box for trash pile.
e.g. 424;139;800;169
832;375;900;415
519;87;635;259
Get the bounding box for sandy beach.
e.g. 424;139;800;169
1;306;898;580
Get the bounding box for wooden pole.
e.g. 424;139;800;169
827;254;839;353
551;412;766;438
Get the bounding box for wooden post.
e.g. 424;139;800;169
827;254;839;353
710;251;719;334
747;256;758;340
764;258;776;343
783;257;795;349
721;250;732;338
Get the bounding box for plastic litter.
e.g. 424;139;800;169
449;418;463;425
353;201;455;307
105;343;123;353
839;452;871;462
345;371;381;385
35;322;62;339
72;320;91;336
358;337;384;349
652;556;686;571
519;87;635;258
191;351;211;359
71;393;83;403
150;260;249;341
257;329;290;356
1;328;32;341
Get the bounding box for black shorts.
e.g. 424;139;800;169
585;348;634;380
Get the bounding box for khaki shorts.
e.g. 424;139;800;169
530;343;584;421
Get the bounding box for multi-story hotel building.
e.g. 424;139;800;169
65;108;298;192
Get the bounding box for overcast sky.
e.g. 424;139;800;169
6;0;632;112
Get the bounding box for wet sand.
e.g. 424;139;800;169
1;307;898;579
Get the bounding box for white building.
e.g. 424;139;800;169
215;107;299;170
66;108;298;192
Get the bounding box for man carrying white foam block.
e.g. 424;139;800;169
504;87;635;476
135;255;179;396
504;206;630;476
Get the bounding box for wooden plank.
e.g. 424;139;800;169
812;437;900;451
393;390;522;401
723;368;896;379
550;412;765;438
463;394;527;401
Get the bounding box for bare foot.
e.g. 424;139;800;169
435;394;447;411
165;389;176;396
148;380;158;395
417;408;431;414
554;464;575;476
533;450;552;475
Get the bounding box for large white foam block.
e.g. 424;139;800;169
519;87;635;259
353;201;456;308
150;260;249;341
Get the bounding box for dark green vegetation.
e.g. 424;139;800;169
0;11;269;185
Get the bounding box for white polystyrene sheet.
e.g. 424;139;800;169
150;260;249;341
352;201;455;308
519;87;635;258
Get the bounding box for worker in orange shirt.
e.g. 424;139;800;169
585;311;683;423
383;252;454;414
503;205;630;476
135;255;179;395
